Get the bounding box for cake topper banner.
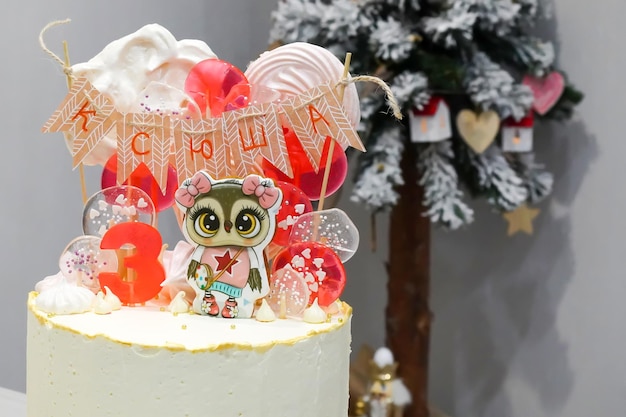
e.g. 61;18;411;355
42;78;119;166
118;113;171;192
282;83;365;172
43;77;363;189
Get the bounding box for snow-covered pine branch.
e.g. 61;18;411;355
351;125;405;211
384;0;421;12
516;0;541;23
370;16;414;61
269;0;323;44
389;71;430;110
417;141;474;229
320;0;365;44
469;145;528;211
506;36;555;76
357;93;385;135
464;51;533;120
421;1;477;48
514;153;554;203
473;0;521;36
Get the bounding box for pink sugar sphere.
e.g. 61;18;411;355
266;264;310;317
262;128;348;201
271;241;346;307
101;153;178;213
271;181;313;247
184;58;250;117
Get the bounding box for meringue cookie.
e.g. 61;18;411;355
93;291;114;315
70;24;217;165
302;298;327;324
255;299;277;322
245;42;360;128
35;277;95;315
167;291;190;314
103;286;122;311
35;271;66;294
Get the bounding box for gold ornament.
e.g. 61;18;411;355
502;204;540;236
348;346;412;417
456;109;501;154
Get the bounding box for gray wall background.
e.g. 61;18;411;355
0;1;620;417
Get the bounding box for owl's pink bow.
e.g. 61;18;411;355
175;172;212;208
242;175;280;209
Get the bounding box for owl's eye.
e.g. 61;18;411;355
235;209;262;238
194;209;220;238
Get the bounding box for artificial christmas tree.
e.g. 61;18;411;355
269;1;582;416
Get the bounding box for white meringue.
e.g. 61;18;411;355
245;42;361;128
103;286;122;311
93;291;114;315
302;298;327;324
70;24;217;165
35;276;95;315
167;291;190;314
255;299;277;322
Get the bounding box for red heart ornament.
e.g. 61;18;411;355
523;72;565;115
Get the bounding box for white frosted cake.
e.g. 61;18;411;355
27;293;351;417
32;22;365;417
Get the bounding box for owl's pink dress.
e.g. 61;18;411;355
199;246;251;298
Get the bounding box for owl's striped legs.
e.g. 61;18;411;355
221;297;238;318
201;291;219;316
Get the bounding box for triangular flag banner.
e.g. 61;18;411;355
172;117;225;180
220;110;248;178
282;83;365;172
117;113;171;192
235;102;291;178
222;102;292;178
43;79;368;186
42;77;119;167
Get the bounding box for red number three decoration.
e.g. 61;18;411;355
99;222;165;304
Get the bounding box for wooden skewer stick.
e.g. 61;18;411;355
316;52;352;212
61;40;88;205
279;292;287;319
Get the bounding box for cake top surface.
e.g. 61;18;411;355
28;292;351;351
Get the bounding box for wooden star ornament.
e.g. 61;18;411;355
502;204;540;236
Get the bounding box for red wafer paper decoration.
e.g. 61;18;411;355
281;83;364;171
101;153;178;213
263;127;347;200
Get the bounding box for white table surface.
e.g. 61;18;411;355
0;387;26;417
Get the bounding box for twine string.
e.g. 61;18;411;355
39;19;75;80
338;75;403;120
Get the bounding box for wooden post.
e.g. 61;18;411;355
386;140;432;417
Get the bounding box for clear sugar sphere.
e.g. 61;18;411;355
82;185;155;237
288;208;359;262
59;235;118;293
